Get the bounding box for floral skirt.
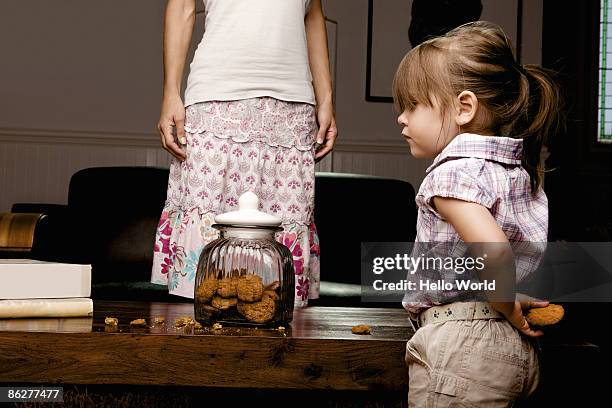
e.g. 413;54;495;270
151;97;320;307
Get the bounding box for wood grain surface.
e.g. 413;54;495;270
0;301;413;391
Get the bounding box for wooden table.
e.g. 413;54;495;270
0;301;413;392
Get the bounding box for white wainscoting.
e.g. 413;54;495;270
0;128;427;212
0;128;167;212
330;142;430;188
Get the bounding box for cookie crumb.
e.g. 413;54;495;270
212;323;223;330
154;316;165;325
104;317;118;326
351;325;372;335
174;316;195;328
277;326;286;332
130;318;147;327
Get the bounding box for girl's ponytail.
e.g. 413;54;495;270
516;65;562;193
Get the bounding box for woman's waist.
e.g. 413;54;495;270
181;98;317;148
186;68;313;91
184;74;315;107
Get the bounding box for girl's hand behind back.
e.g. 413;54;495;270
433;196;548;338
158;94;187;161
505;299;549;337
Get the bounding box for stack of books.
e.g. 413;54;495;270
0;259;93;318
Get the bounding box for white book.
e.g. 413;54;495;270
0;316;93;332
0;259;91;299
0;298;93;318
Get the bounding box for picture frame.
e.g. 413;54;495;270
366;0;523;103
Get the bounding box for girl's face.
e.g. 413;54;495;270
396;98;459;158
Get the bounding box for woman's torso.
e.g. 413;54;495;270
184;0;315;107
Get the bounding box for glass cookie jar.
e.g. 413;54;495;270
194;192;295;327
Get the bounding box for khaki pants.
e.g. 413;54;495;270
406;319;540;407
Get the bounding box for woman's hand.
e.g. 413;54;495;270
504;299;549;338
314;102;338;162
159;0;195;161
158;94;187;161
306;0;336;162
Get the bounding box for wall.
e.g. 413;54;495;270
0;0;543;211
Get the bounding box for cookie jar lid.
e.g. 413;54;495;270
214;192;282;228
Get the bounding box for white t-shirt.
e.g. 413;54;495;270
184;0;315;107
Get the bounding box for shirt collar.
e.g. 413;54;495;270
426;133;523;173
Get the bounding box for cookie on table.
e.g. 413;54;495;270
526;304;564;327
130;318;147;327
351;325;372;335
174;316;195;328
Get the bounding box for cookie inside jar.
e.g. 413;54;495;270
193;191;295;327
195;268;285;326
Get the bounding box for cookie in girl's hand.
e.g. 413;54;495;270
525;304;564;327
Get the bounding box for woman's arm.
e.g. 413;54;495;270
433;196;548;337
157;0;196;161
305;0;338;162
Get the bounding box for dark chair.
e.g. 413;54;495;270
312;172;416;307
11;167;178;302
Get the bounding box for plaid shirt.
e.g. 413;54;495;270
403;133;548;317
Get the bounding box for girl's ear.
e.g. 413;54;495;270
454;91;479;127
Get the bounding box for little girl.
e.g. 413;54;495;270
152;0;337;307
393;22;560;406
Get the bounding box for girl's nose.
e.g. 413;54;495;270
397;113;407;126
